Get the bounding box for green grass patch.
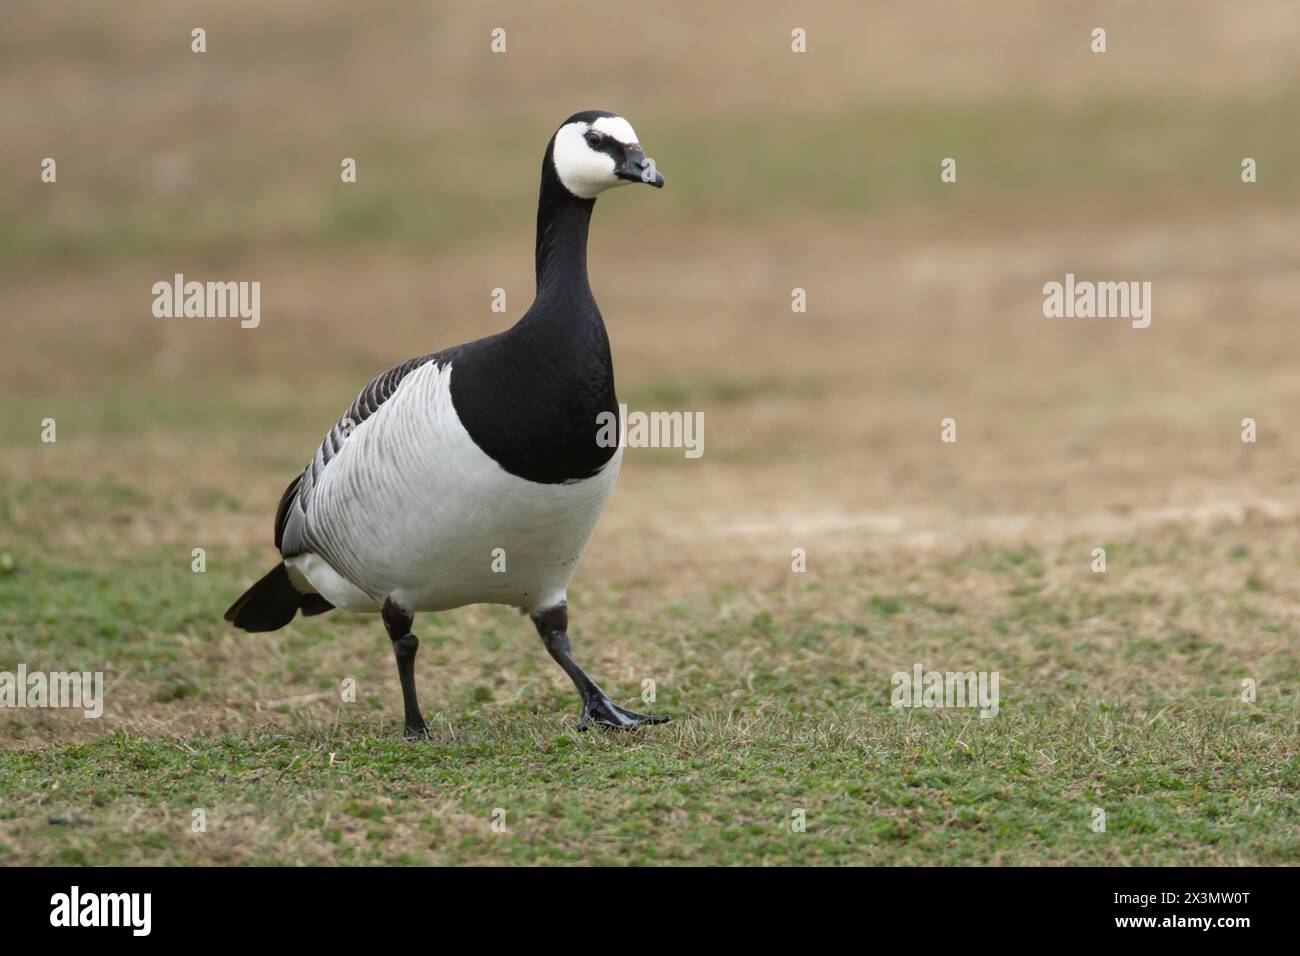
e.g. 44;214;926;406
1;538;1298;864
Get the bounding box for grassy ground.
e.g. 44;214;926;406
2;525;1298;864
3;471;1299;864
2;1;1299;864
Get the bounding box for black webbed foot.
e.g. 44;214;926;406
403;717;431;741
576;694;670;732
531;602;670;733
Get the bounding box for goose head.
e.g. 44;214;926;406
548;110;665;200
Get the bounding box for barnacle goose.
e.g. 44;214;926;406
225;111;668;738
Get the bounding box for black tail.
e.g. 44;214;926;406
224;562;334;633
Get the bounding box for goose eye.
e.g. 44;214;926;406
584;131;602;148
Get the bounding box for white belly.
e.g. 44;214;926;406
287;361;622;614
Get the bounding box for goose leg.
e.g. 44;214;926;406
530;603;668;731
381;598;430;740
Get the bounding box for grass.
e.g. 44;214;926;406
4;697;1296;866
5;90;1298;270
2;521;1298;864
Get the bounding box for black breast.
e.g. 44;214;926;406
447;311;619;485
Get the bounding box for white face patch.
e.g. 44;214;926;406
551;116;641;199
591;115;639;146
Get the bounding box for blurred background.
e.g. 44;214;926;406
2;0;1299;735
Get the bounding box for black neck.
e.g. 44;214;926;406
533;178;596;304
445;136;619;485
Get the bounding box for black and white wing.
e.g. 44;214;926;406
274;352;440;559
